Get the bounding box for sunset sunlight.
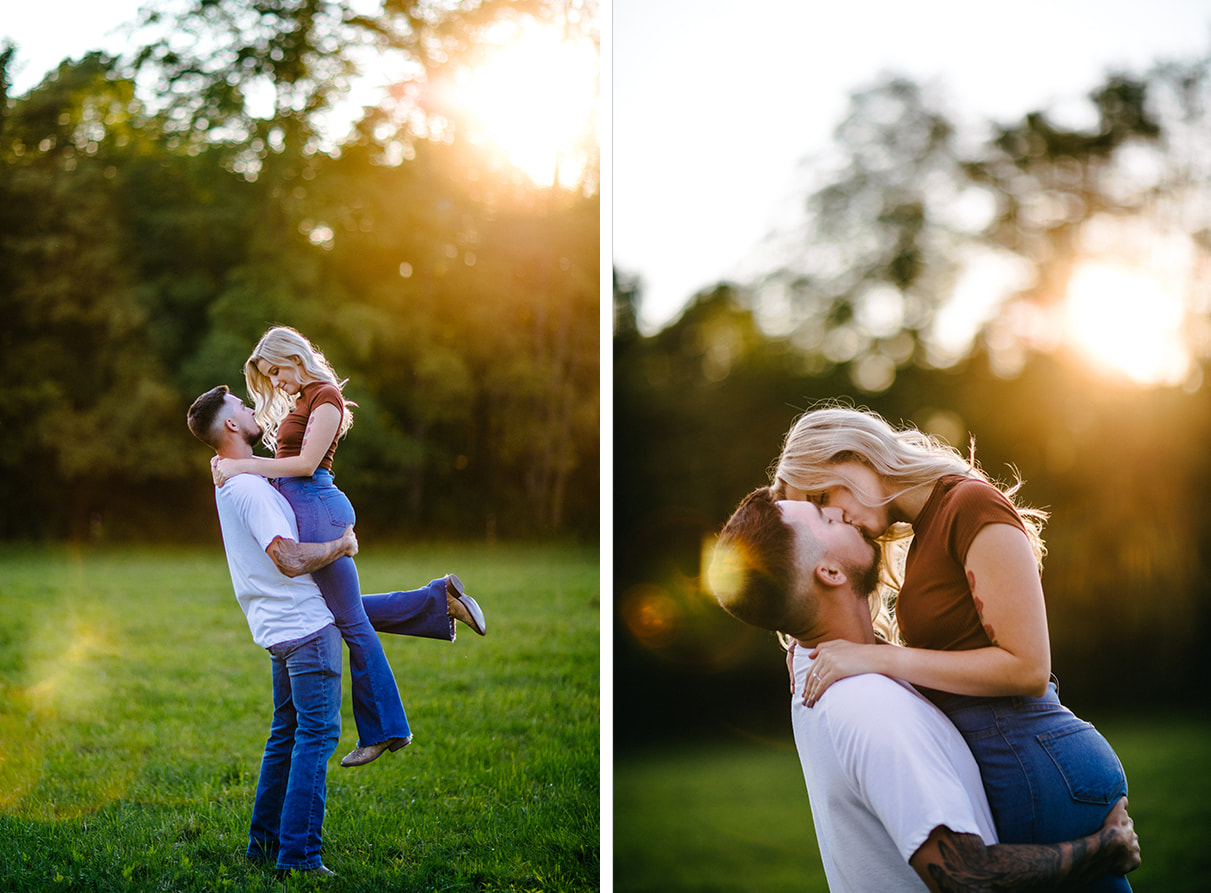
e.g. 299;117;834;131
435;19;598;188
1063;262;1189;386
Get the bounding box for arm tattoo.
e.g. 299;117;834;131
266;536;344;577
930;832;1059;892
929;829;1112;892
970;582;999;646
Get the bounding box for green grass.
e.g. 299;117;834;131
614;717;1211;892
0;543;600;892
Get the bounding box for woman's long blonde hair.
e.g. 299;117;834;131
771;403;1047;643
244;326;354;453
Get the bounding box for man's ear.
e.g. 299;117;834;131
813;564;849;588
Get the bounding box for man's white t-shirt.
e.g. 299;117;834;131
215;473;334;649
791;645;997;892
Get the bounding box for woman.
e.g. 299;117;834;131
771;404;1131;892
213;326;486;768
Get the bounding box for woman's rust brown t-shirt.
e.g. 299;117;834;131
896;475;1028;652
275;381;344;472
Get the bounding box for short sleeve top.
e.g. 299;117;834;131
214;474;334;648
275;381;344;471
896;475;1028;652
790;646;998;890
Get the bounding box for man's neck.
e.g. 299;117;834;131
216;438;255;461
792;594;881;649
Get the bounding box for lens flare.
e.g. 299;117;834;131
704;537;747;607
621;584;681;648
2;615;130;817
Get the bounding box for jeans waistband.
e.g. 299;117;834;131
265;622;336;656
930;675;1061;715
273;468;334;488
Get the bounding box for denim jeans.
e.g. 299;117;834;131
247;624;342;870
934;681;1131;892
363;579;457;641
276;470;410;746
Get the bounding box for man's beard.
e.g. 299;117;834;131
242;424;263;447
848;539;882;599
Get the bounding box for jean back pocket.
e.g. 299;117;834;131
1037;721;1127;805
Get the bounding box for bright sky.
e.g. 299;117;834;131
2;1;149;95
614;0;1211;333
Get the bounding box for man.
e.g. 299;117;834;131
711;487;1140;893
186;385;486;878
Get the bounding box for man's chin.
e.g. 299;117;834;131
854;551;882;600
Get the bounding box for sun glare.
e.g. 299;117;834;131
1064;262;1189;386
444;21;598;188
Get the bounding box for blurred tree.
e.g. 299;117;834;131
0;54;191;537
756;58;1210;391
131;0;598;184
753;77;972;381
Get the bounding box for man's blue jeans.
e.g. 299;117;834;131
247;623;342;871
276;470;410;747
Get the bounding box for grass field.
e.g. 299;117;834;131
0;543;599;892
614;716;1211;892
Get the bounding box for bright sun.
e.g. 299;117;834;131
441;20;598;189
1063;262;1189;386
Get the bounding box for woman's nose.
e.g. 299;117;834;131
822;506;846;522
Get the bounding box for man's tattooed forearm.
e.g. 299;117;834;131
929;831;1102;892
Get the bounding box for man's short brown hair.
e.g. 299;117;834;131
186;385;232;448
711;487;810;633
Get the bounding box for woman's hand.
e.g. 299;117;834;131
212;456;243;487
803;640;887;707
